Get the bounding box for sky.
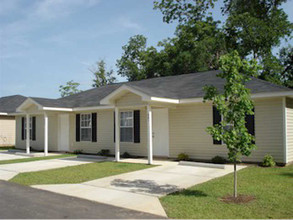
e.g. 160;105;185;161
0;0;292;99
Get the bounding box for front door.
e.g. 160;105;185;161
58;114;69;152
152;108;169;157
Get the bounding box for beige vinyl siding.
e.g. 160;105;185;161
15;114;58;151
116;92;144;107
169;97;285;163
0;116;15;146
70;108;147;156
286;98;293;162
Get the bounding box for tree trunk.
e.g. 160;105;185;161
234;161;237;198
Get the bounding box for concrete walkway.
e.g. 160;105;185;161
0;151;28;161
33;159;246;217
0;157;99;180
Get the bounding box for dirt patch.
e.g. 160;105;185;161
220;194;256;204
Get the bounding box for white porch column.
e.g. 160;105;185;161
147;105;153;165
115;107;120;162
44;112;48;156
26;114;30;154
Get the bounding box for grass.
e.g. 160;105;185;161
160;165;293;219
0;146;15;151
10;161;154;185
0;154;75;165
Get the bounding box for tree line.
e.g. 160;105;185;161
59;0;292;97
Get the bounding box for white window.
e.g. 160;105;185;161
80;113;92;141
24;117;32;140
120;111;133;142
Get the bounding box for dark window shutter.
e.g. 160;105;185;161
76;114;80;142
32;117;36;141
92;113;97;142
113;112;115;143
245;113;255;136
213;106;222;145
133;110;140;143
21;117;25;140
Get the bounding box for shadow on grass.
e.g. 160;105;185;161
279;172;293;178
169;189;208;197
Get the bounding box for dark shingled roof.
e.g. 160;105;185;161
0;95;27;113
24;70;292;108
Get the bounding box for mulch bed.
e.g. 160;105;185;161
220;194;256;204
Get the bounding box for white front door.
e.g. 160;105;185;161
58;114;69;152
152;108;169;157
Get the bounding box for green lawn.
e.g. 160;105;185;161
160;165;293;219
0;146;15;151
0;154;75;165
10;161;154;185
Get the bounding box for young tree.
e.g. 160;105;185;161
91;59;116;88
203;51;259;198
59;80;82;97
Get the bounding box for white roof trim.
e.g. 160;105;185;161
251;91;293;99
73;105;115;111
150;97;179;104
16;98;43;112
41;107;73;112
0;112;8;115
100;85;150;105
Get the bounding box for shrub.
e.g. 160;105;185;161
262;154;276;167
211;156;227;164
121;152;131;158
97;149;110;156
177;153;189;161
73;149;83;154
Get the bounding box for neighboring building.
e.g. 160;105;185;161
0;95;27;146
13;71;293;164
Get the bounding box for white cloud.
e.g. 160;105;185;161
118;16;142;30
33;0;101;20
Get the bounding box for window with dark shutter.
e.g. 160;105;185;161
133;110;140;143
21;117;25;140
76;114;80;142
245;110;255;136
113;111;115;142
92;113;97;142
32;117;36;141
212;106;222;145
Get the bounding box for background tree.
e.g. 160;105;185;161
59;80;82;97
203;51;259;198
116;35;148;81
91;59;116;87
279;45;293;88
153;0;292;87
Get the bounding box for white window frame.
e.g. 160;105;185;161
120;111;134;142
80;113;92;142
24;117;33;140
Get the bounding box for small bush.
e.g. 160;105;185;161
121;152;131;158
97;149;110;156
177;153;189;161
73;149;83;154
262;154;276;167
211;156;227;164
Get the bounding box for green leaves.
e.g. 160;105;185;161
59;80;82;98
204;51;258;162
91;59;116;88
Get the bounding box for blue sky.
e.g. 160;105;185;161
0;0;292;98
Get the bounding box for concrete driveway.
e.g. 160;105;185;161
33;159;246;217
0;180;162;219
0;157;99;181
